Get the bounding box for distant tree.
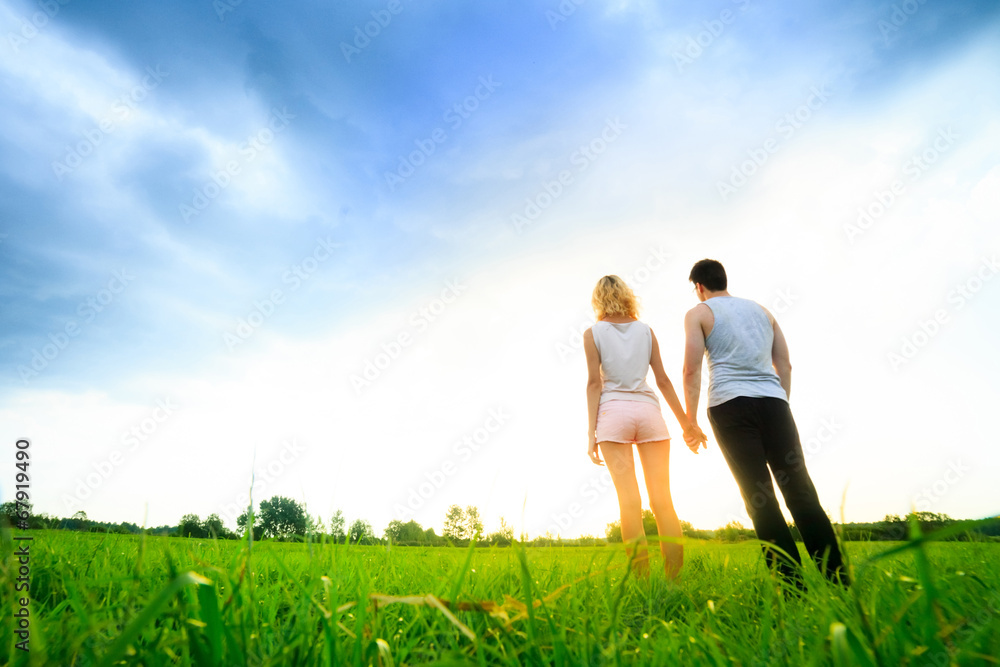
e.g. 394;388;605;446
465;506;484;541
486;516;514;546
307;514;325;536
910;511;953;526
202;513;228;539
61;511;90;532
30;512;59;530
384;519;425;544
678;521;714;540
259;496;307;539
605;511;657;544
236;510;263;541
532;530;555;547
606;520;622;543
424;527;439;544
0;501;21;528
718;520;749;543
877;514;907;541
401;520;425;542
330;509;346;543
179;513;205;538
348;518;375;544
641;509;657;537
443;505;466;540
384;519;406;543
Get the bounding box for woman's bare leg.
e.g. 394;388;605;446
636;439;683;579
599;441;648;577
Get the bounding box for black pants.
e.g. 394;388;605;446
707;396;847;584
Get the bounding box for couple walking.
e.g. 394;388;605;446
584;259;847;585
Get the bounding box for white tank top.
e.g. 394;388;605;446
591;320;659;406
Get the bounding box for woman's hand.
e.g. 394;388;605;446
588;436;603;465
684;423;708;454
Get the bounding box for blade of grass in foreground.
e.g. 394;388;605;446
830;622;876;667
447;537;479;603
195;578;225;665
96;570;211;667
514;541;543;665
906;515;947;658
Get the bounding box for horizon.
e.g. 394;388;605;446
16;501;981;539
2;0;999;540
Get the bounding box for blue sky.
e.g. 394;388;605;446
1;0;998;537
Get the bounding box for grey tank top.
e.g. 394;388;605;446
702;296;787;407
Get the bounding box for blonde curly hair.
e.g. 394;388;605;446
591;275;639;320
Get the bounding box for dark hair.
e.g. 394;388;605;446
689;259;727;291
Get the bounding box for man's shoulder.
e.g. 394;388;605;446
686;302;712;318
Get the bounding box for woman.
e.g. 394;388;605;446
583;275;704;579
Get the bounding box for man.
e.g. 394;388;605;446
681;259;847;585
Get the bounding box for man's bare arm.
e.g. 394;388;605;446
764;306;792;400
649;330;701;439
682;307;707;426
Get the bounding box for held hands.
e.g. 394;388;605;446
588;436;603;466
683;423;708;454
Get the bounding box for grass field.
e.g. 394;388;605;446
2;527;999;665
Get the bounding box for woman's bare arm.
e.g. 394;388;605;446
583;328;604;465
651;329;705;448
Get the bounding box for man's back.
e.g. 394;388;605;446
701;296;787;408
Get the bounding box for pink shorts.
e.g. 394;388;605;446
595;399;671;444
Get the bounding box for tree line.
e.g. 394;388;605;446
3;501;996;544
0;500;515;546
601;511;999;544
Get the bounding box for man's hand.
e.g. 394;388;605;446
683;424;708;454
588;437;603;465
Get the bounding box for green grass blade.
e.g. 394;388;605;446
196;579;224;665
96;570;210;667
